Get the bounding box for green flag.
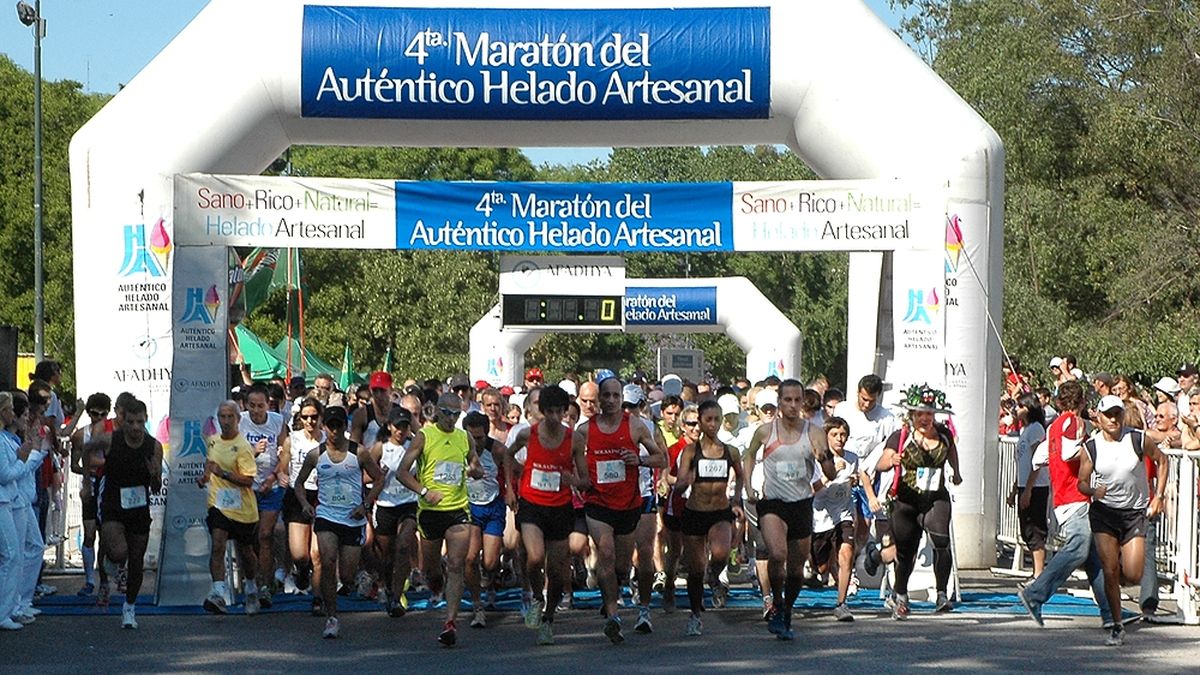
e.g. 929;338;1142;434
339;343;355;391
382;345;393;374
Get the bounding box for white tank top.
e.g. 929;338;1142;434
315;443;365;526
288;429;325;491
761;419;816;502
467;437;501;505
1088;428;1149;511
377;440;418;507
240;411;284;490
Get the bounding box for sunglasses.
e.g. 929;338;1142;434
300;414;319;421
88;410;108;418
683;420;700;427
438;407;461;417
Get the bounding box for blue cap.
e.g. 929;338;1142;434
595;368;618;384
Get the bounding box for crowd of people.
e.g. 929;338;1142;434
1;355;1187;649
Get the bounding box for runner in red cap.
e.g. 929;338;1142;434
351;371;396;597
524;369;544;392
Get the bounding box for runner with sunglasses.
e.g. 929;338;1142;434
660;405;700;614
369;407;418;618
279;398;326;604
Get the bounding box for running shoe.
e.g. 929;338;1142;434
558;594;572;612
847;573;860;598
257;587;273;609
323;616;340;639
685;613;703;636
604;615;625;644
728;551;742;575
1105;625;1125;646
203;592;228;614
245;590;261;616
0;618;23;631
884;594;897;611
355;570;375;598
934;592;954;613
1017;585;1043;627
711;581;729;609
767;607;785;635
526;598;544;628
777;611;795;641
121;603;137;629
863;541;882;576
635;607;653;634
428;591;445;609
11;612;34;625
96;579;111;608
283;574;300;595
762;594;773;621
295;568;311;593
471;607;487;629
35;583;57;597
438;620;458;647
652;571;666;593
77;582;95;597
833;603;855;622
537;621;555;646
892;597;910;621
311;597;324;617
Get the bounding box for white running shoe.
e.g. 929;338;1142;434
323;616;340;639
471;607;487;628
283;574;299;595
122;603;138;629
685;613;703;636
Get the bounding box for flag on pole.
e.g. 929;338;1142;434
339;343;355;391
382;345;393;374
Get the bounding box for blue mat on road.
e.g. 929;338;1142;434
33;586;1106;618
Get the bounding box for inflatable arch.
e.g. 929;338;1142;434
470;276;803;384
70;0;1004;601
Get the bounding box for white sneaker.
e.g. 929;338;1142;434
23;606;42;617
35;583;57;597
685;613;703;636
245;590;261;616
11;613;34;625
283;575;299;595
471;607;487;628
323;616;340;639
634;607;653;634
122;604;138;629
0;618;23;631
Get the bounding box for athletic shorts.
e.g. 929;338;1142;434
1017;486;1050;551
661;511;683;533
573;508;589;535
313;517;366;547
98;503;152;536
283;488;318;525
852;486;873;519
811;520;856;569
1089;500;1147;545
756;497;814;541
641;494;658;514
81;478;98;521
874;517;893;547
256;486;284;513
516;499;575;542
374;502;418;537
680;506;735;538
418;508;471;541
743;502;765;550
206;507;258;546
584;503;641;537
470;497;507;537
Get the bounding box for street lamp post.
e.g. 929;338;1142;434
16;0;44;363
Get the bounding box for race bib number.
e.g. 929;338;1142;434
698;458;728;480
826;483;849;501
215;487;242;511
778;461;802;482
915;467;943;492
120;486;147;510
596;459;626;485
328;483;353;506
530;469;561;493
468;482;489;503
433;460;464;486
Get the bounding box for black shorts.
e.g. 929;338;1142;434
417;508;471;541
516;499;575;542
573;508;589;535
313;517;366;547
743;502;766;550
1089;501;1147;545
680;506;735;537
584;503;641;537
98;504;152;536
81;479;98;522
874;517;893;547
811;521;856;569
206;507;258;546
374;502;418;537
756;498;814;541
283;488;319;525
1018;486;1050;551
662;511;683;533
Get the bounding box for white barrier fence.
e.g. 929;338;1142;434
994;435;1200;624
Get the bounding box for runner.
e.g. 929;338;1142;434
659;405;699;614
1008;393;1049;578
572;376;665;644
743;388;778;619
370;407;419;618
69;393;111;597
622;383;665;634
743;378;837;640
294;406;385;639
504;384;579;645
200;401;261;616
1077;394;1169;646
96;398;162;629
464;411;509;628
810;416;871;622
350;371;395;597
279;397;326;606
876;384;962;620
674;399;745;636
397;392;483;647
239;384;285;608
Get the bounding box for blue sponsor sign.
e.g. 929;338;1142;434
625;286;718;326
301;6;770;120
395;182;733;253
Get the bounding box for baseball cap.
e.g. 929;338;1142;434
718;393;740;417
1179;363;1199;377
475;379;491;391
595;368;617;384
288;374;307;390
499;385;514;396
389;407;413;427
1097;395;1124;413
1154;376;1181;395
647;389;664;403
369;371;393;390
558;379;578;397
1092;372;1114;388
1049;357;1063;369
661;374;683;397
622;383;646;406
449;373;470;390
756;389;778;410
323;406;349;425
525;368;544;382
1070;368;1083;379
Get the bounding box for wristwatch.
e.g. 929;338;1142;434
420;487;429;497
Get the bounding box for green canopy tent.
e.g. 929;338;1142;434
273;335;360;387
233;324;288;382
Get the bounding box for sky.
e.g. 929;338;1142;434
0;0;907;166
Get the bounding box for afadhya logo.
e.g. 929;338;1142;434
902;287;941;325
179;285;221;324
118;219;172;277
944;214;964;274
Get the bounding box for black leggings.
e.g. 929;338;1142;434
891;495;952;595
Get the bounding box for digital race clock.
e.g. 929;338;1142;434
501;294;624;330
